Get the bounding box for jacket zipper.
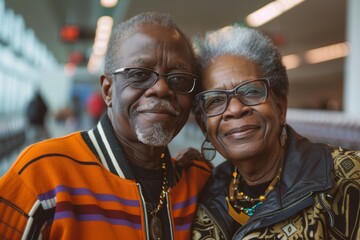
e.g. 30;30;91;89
234;191;314;239
137;183;150;240
165;191;174;240
138;184;175;240
318;193;335;227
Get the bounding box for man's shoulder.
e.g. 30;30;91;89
190;159;212;173
11;132;89;172
174;158;211;192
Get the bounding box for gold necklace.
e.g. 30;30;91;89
227;166;282;225
148;153;168;240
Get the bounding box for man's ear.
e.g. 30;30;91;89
100;75;112;108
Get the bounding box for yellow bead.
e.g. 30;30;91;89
259;195;266;201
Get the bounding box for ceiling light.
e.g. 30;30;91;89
87;55;104;73
95;31;111;41
304;42;349;64
88;15;114;73
100;0;118;8
97;16;113;29
93;44;107;55
246;0;305;27
282;54;301;70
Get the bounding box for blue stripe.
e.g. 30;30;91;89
173;195;197;210
38;185;140;207
55;212;142;229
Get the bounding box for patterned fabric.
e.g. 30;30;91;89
192;129;360;240
239;148;360;240
0;115;211;239
192;206;226;240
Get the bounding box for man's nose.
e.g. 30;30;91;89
146;75;174;98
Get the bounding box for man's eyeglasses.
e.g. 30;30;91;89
112;67;198;93
195;78;270;117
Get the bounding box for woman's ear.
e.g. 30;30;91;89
100;75;113;108
277;95;288;124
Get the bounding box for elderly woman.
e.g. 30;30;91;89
191;25;360;239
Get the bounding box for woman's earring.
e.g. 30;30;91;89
280;124;287;147
201;137;216;161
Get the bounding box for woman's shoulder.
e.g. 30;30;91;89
321;146;360;239
330;146;360;180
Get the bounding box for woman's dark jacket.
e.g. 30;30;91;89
192;125;360;239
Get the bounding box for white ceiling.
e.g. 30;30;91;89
4;0;348;108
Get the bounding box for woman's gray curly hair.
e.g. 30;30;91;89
193;24;289;98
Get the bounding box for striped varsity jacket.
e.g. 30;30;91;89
0;114;211;239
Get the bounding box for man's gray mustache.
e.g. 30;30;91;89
132;100;180;116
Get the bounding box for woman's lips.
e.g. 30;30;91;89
225;125;259;137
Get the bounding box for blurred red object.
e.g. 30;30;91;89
60;25;80;42
87;92;106;121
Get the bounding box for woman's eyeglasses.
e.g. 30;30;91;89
112;67;198;94
195;78;270;117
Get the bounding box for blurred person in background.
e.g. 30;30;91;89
191;25;360;239
0;12;210;239
26;90;49;142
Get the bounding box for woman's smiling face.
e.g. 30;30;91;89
201;55;287;163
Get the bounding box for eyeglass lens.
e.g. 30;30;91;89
198;79;268;116
124;68;195;93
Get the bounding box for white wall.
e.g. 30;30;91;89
39;66;72;112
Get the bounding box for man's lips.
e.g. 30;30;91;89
140;109;178;116
225;125;259;136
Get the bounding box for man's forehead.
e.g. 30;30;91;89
116;30;191;60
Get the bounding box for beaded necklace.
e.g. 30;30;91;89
226;166;282;225
147;153;169;240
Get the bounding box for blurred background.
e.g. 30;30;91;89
1;0;360;173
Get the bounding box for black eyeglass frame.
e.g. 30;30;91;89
195;78;270;117
112;67;198;94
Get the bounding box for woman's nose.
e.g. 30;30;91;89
223;96;252;120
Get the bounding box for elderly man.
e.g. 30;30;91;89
0;12;210;239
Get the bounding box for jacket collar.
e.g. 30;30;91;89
81;113;175;183
251;124;334;217
280;125;334;200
